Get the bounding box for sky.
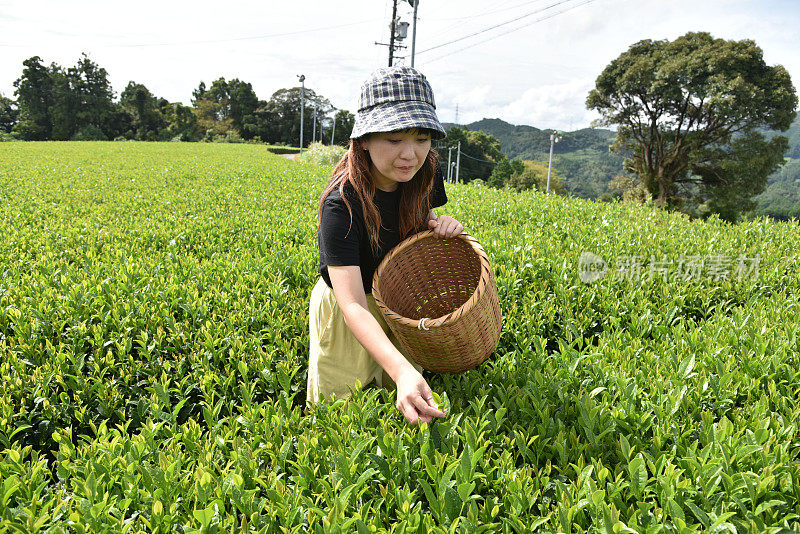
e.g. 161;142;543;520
1;0;798;132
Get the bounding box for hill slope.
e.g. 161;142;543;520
455;117;800;218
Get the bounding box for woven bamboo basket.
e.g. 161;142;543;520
372;230;502;373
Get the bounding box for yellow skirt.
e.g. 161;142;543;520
307;277;423;407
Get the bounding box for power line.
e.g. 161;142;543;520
116;19;379;47
416;0;582;55
420;0;596;65
0;18;380;48
425;0;532;36
459;152;500;164
427;0;552;23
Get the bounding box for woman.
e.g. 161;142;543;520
308;66;464;425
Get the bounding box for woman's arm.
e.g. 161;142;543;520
328;265;445;424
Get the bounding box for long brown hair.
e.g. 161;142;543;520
316;130;439;258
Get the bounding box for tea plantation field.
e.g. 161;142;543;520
1;141;800;533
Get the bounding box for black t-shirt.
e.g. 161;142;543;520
318;167;448;295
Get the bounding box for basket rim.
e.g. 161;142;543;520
371;229;493;329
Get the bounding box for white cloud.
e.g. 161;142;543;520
1;0;797;132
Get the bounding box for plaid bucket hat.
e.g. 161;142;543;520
350;66;446;140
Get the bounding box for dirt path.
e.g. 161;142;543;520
281;153;300;161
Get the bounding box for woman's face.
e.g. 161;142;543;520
362;129;431;192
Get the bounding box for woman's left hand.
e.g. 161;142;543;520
428;215;464;238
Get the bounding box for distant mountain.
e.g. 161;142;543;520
444;118;625;199
451;117;800;219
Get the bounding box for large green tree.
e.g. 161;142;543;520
586;32;797;221
120;82;167;140
192;77;259;139
68;53;117;139
12;56;55;140
162;101;202;142
328;109;355;146
0;93;18;133
51;53;118;140
13;54;122;140
254;87;332;146
488;159;524;189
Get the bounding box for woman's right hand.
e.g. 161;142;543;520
394;368;446;425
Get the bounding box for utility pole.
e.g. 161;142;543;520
330;109;337;146
388;0;398;66
312;103;317;144
297;74;305;153
376;0;408;65
410;0;419;67
455;104;459;125
446;146;453;183
455;141;461;184
547;130;562;194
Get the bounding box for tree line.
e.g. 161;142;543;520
0;53;354;145
446;32;798;222
433;125;566;194
0;52;556;194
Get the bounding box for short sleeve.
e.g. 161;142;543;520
319;197;362;266
430;162;448;209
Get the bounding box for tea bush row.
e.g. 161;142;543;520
1;142;799;532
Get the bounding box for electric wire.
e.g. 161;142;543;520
0;18;380;48
425;0;532;36
417;0;583;55
427;0;553;23
459;152;500;164
420;0;596;65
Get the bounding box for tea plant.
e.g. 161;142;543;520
1;141;799;532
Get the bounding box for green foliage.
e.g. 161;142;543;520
264;145;302;155
13;53;128;141
2;142;800;531
252;87;334;148
330;109;355;146
609;174;649;204
296;142;347;166
457;115;800;221
211;130;243;143
192;77;259;140
448;118;626;200
120;81;167;141
0;92;18;133
587;31;798;219
487;158;566;194
752;116;800;220
11;55;55;140
70;124;108;141
7;54;356;148
488;159;524;189
436;126;505;183
509;160;566;194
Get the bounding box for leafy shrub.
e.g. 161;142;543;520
71;124;108;141
296;142;347;166
265;145;300;155
211;131;243;143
